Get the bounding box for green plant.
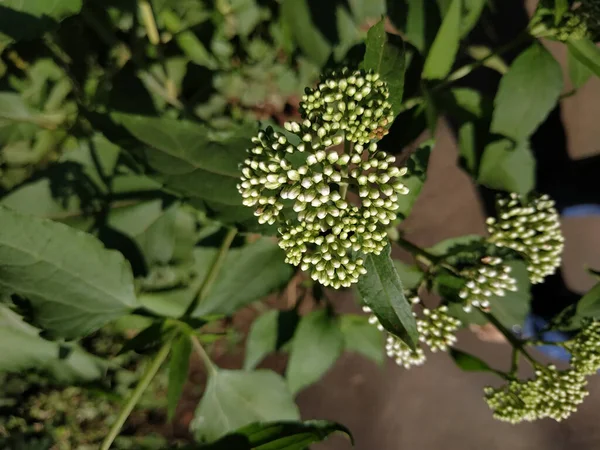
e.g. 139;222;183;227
3;0;600;448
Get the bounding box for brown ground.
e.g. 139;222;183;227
295;43;600;450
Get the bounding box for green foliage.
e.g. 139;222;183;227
449;348;494;372
340;314;385;365
244;310;278;371
423;0;462;80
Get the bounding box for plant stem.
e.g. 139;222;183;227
100;341;172;450
183;227;237;316
395;236;441;267
340;139;351;199
483;311;538;367
139;0;161;45
191;334;217;376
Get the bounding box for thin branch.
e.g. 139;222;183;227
191;334;218;377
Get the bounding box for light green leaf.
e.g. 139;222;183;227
0;0;82;45
568;41;594;89
461;0;487;37
197;420;353;450
192;369;300;442
395;140;433;218
393;260;423;291
449;348;493;372
286;310;344;395
244;310;278;371
0;206;138;338
423;0;462;80
280;0;330;66
491;43;563;142
357;243;418;348
1;179;80;219
576;282;600;319
339;314;385;366
428;234;484;255
168;334;192;421
363;19;406;114
0;92;66;128
0;305;104;381
478;139;535;195
112;113;254;205
567;37;600;79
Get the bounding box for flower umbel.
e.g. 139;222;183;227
566;320;600;376
487;193;564;284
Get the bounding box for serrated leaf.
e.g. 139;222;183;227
112;113;254;206
395;140;433;218
280;0;330;66
0;206;138;339
0;0;82;45
567;37;600;79
363;19;406;114
168;334;192;420
339;314;384;366
575;282;600;319
192;369;300;442
0;305;104;381
244;310;278;370
195;420;353;450
478;139;535;195
449;348;493;372
423;0;462;80
491;43;563;142
356;243;418;348
286;310;344;394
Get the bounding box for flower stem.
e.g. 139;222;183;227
138;0;161;45
395;236;441;267
483;311;538;367
100;341;172;450
183;227;237;316
191;334;217;377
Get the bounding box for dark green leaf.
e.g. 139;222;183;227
576;282;600;319
356;243;418;348
0;0;82;45
555;0;569;24
244;310;278;371
478;139;535;195
0;92;66;129
0;206;138;338
119;322;167;355
461;0;487;37
449;348;493;372
192;369;300;442
567;37;600;78
428;234;484;256
286;310;344;394
112;113;254;205
0;305;104;381
422;0;462;80
395;140;433;218
568;40;594;89
280;0;330;66
340;314;385;366
491;43;563;142
195;420;353;450
168;334;192;420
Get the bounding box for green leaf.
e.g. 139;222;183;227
576;282;600;319
197;420;353;450
192;369;300;443
393;260;424;290
395;140;433;218
356;242;418;348
280;0;330;66
567;37;600;79
422;0;462;80
339;314;385;366
286;310;344;394
461;0;486;37
0;206;138;339
363;19;406;114
168;334;192;421
0;305;104;381
119;322;168;355
491;43;563;142
0;0;82;45
568;40;594;89
428;234;484;256
478;139;535;195
0;92;66;129
112;113;254;206
449;348;493;372
244;310;278;371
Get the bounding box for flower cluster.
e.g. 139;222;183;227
238;69;410;288
487;193;564;284
364;296;461;369
566;320;600;376
458;256;518;312
530;5;589;41
484;366;588;423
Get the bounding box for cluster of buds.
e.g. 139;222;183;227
530;3;589;41
565;320;600;376
487;193;564;284
484;366;588;423
364;295;461;369
300;69;395;144
238;69;410;288
458;256;518;312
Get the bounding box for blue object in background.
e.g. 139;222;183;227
522;314;571;362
